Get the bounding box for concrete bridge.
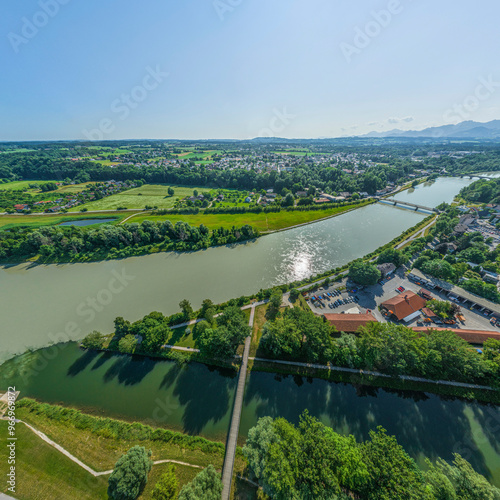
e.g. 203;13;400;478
460;174;494;180
378;198;438;213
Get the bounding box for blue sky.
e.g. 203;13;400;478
2;0;500;140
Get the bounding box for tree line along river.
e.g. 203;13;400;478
0;176;499;485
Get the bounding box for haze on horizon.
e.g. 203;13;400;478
2;0;500;141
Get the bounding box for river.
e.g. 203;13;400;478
391;176;475;207
0;202;425;362
3;175;499;484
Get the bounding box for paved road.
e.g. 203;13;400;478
395;217;437;249
221;303;256;500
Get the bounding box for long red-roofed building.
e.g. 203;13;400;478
323;312;378;333
412;327;500;345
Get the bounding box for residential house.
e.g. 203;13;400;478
377;263;396;278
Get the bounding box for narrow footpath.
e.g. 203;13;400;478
221;303;256;500
16;419;204;477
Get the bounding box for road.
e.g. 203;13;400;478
395;216;437;249
221;303;256;500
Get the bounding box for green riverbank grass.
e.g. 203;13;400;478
13;399;252;498
131;200;372;232
0;420;109;500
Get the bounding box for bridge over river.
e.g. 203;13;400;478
377;197;439;213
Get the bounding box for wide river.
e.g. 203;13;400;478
0;176;476;361
2;175;499;484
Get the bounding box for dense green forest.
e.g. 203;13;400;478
243;412;500;499
460;178;500;204
0;219;258;262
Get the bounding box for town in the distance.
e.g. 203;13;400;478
1;135;500;499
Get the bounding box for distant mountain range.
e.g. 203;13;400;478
361;120;500;139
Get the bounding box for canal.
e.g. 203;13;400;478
1;342;498;485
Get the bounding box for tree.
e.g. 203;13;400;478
167;187;175;196
348;260;381;285
198;327;235;358
81;331;105;350
426;299;458;319
435;454;500;500
193;189;198;197
118;334;138;354
283;192;295;207
177;465;222;500
108;446;152;500
360;427;431;500
243;416;277;480
200;299;214;318
142;323;170;352
114;317;131;339
179;299;194;321
377;248;407;267
289;288;300;302
267;290;283;319
151;464;178;500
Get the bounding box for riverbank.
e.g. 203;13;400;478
118;199;375;232
2;398;251;500
0;200;373;265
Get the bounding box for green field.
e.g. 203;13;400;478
3;401;253;499
0;420;108;500
0;180;93;195
130;202;370;232
0;212;129;230
55;182;95;194
91;159;121;166
70;184;209;212
0;148;35;154
0;180;43;192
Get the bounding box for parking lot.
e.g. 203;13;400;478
306;268;500;332
305;280;375;316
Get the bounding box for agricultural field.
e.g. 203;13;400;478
69;184;209;212
54;182;96;194
130;201;368;232
0;180;94;195
174;149;220;161
0;180;45;192
90;159;121;166
83;146;133;156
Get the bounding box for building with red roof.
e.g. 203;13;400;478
381;291;426;322
323;312;378;333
